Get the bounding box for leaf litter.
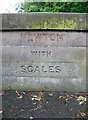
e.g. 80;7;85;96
2;91;87;118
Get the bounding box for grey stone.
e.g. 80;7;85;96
2;62;86;78
1;13;87;91
2;45;86;91
2;77;86;92
0;14;2;30
2;32;86;46
2;46;86;62
1;13;87;30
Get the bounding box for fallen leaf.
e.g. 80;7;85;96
79;101;84;105
80;112;86;117
31;98;35;101
32;95;37;98
23;92;26;95
30;116;33;119
77;96;86;102
48;93;53;97
21;109;24;112
16;91;20;96
77;114;79;117
33;102;37;105
70;108;73;111
65;98;68;101
39;92;43;96
59;96;62;99
84;98;86;102
46;101;48;104
38;92;43;98
17;95;23;99
35;97;41;101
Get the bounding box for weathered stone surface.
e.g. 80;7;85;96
2;32;86;46
0;28;2;91
2;46;86;62
2;62;86;78
1;13;87;91
2;77;86;92
0;14;2;30
2;45;86;91
1;13;87;30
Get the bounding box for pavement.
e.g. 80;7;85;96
1;90;88;119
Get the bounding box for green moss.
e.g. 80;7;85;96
17;16;86;30
29;17;77;29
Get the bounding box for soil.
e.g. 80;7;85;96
1;90;88;119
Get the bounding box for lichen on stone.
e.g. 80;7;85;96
29;17;77;29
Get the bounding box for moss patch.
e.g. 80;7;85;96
29;17;77;29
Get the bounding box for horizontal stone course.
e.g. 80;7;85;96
2;62;86;78
0;13;87;30
2;31;86;46
2;46;86;62
2;77;86;92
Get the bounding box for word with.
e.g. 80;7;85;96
31;51;52;57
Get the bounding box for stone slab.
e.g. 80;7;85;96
2;31;86;46
2;77;86;92
2;44;86;91
2;62;86;78
2;46;86;62
1;13;87;30
0;24;2;91
1;13;87;91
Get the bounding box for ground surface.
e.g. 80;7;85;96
1;90;88;119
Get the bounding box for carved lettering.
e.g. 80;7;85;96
42;66;47;72
50;34;55;41
21;65;26;72
57;34;63;41
55;66;61;73
31;51;37;55
47;51;52;57
20;32;64;43
27;66;33;72
42;51;46;56
21;65;61;73
34;66;40;72
31;51;52;57
49;66;54;72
